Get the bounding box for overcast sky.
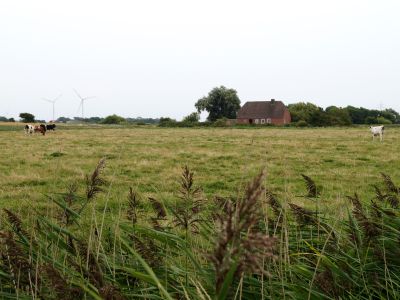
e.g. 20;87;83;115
1;0;399;121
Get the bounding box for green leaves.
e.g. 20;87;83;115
195;86;241;121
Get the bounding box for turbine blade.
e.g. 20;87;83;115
54;93;62;102
83;96;96;100
73;89;83;100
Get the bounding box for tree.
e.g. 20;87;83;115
288;102;320;124
195;86;241;122
159;117;177;127
56;116;72;123
87;117;103;124
309;107;328;126
101;114;125;124
182;112;200;123
381;109;399;124
19;113;35;123
325;106;352;126
376;116;392;124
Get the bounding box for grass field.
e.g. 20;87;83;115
1;124;399;216
1;123;400;299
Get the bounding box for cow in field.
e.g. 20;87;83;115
370;125;384;141
24;124;34;135
46;124;56;131
34;124;47;136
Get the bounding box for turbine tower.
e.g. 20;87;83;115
43;94;62;121
74;89;95;119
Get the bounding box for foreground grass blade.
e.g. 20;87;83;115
120;237;174;300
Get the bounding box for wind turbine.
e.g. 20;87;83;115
43;94;62;121
74;89;95;119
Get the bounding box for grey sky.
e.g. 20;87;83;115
1;0;399;121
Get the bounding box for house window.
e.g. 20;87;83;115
254;119;259;124
261;119;266;124
266;118;272;124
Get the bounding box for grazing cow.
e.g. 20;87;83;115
24;124;34;135
46;124;56;131
370;125;385;141
34;124;47;136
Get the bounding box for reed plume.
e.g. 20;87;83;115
288;203;316;225
266;188;282;219
373;185;386;202
148;197;167;230
381;173;399;194
386;194;399;208
0;231;36;292
127;187;139;225
210;169;276;293
149;197;166;219
3;209;29;237
60;183;79;226
314;268;337;298
347;193;379;239
172;165;203;233
86;158;107;201
42;263;82;299
99;284;126;300
130;234;161;268
301;174;320;198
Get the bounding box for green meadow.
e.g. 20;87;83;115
1;124;399;216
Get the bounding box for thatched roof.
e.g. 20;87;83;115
237;100;287;119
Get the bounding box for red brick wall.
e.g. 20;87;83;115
283;108;291;124
237;118;250;124
237;108;292;125
237;117;288;125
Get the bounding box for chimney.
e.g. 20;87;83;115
271;98;275;103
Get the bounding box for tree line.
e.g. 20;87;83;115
191;86;399;126
2;86;399;126
0;113;160;125
288;103;400;127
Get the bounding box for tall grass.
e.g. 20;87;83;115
1;159;400;299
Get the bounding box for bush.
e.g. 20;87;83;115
365;116;392;125
0;116;14;122
213;118;228;127
296;120;308;127
158;117;178;127
182;112;200;123
101;114;125;124
376;116;392;124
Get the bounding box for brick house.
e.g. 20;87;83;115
236;99;291;125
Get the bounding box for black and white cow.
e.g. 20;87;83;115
24;124;34;134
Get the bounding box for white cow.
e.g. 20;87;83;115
24;124;34;135
370;125;385;142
